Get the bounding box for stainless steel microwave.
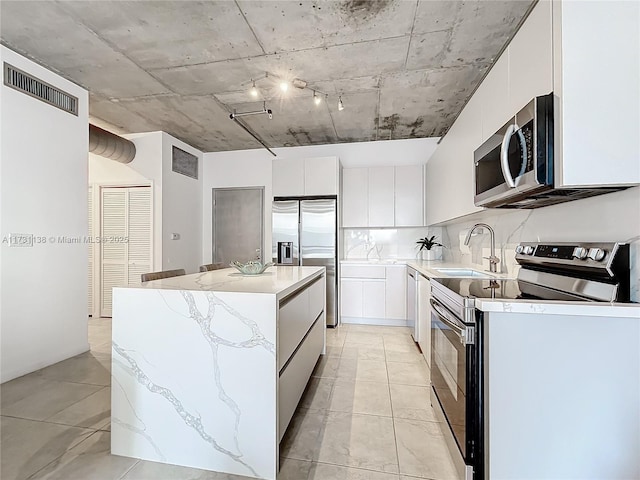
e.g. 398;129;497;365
474;93;625;209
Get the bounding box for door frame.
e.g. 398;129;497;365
91;182;153;318
212;186;264;264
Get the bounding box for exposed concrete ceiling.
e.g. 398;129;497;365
0;0;534;152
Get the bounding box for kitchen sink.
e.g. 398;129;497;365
434;268;494;278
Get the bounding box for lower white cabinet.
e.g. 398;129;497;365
417;274;431;366
340;264;406;325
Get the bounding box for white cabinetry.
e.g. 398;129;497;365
342;165;424;228
426;0;638;226
340;263;406;326
342;168;368;227
273;156;339;197
553;1;639;186
368;167;395;227
395;165;424;226
417;274;431;366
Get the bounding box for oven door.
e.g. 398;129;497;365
430;297;471;456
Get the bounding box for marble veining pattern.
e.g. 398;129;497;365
111;287;278;479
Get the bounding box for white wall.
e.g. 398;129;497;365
202;138;438;263
0;46;89;382
161;133;203;273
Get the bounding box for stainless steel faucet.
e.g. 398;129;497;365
464;223;500;273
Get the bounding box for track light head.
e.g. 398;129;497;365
250;80;258;98
313;91;321;106
338;96;344;111
280;81;289;93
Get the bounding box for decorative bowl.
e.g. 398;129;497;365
230;260;274;275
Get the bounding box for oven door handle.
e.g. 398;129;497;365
430;298;465;336
500;123;527;188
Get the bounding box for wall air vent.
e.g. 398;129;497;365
171;146;198;179
3;62;78;116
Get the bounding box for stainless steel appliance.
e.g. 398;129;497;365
272;198;338;327
474;94;626;209
430;241;631;480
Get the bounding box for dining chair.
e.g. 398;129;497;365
199;263;226;272
141;268;186;283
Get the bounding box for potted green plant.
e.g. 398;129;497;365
416;235;443;261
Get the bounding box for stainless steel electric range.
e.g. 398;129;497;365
429;242;631;480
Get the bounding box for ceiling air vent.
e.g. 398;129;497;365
3;62;78;116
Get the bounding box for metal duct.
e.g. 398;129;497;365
89;124;136;163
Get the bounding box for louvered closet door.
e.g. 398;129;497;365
100;186;152;317
126;188;152;287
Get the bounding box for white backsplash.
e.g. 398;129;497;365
439;187;640;302
343;227;444;260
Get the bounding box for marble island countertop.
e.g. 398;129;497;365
132;265;325;300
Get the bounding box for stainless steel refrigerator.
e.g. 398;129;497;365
272;198;338;327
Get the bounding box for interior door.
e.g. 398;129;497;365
212;187;264;265
100;186;152;317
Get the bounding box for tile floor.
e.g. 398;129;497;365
1;319;459;480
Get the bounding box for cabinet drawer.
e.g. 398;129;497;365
341;265;386;279
278;316;324;441
308;277;325;323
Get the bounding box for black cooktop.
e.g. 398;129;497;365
432;278;595;302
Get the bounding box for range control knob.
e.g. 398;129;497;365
515;245;524;254
573;247;588;260
523;246;535;255
588;248;606;262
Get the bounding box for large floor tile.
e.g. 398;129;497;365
29;431;137;480
121;459;253;479
394;418;459;479
316;412;398;474
278;458;313;480
38;353;110;386
299;378;334;411
1;373;48;408
330;380;391;417
383;342;419;354
280;408;328;462
311;356;340;379
382;334;415;346
341;344;385;361
308;462;400;479
324;345;343;357
389;385;437;422
2;380;103;421
0;416;93;480
344;332;384;347
337;358;388;383
386;361;429;387
385;349;426;364
46;387;111;429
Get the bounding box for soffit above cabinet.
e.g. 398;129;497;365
1;0;533;152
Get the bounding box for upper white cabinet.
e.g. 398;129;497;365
426;0;638;226
342;168;368;227
342;165;424;228
368;167;395;227
273;156;339;197
395;165;425;227
553;1;639;187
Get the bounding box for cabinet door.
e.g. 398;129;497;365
273;158;304;197
478;53;510;142
395;165;424;226
508;0;552;114
417;275;431;366
368;167;395;227
362;281;386;318
340;279;363;318
385;266;406;320
342;168;368;227
304;157;338;195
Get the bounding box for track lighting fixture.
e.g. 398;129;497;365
250;80;258;98
313;91;321;106
338;96;344;111
280;81;289;93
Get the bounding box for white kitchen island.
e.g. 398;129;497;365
110;266;326;480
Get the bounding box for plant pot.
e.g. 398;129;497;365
421;248;441;261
